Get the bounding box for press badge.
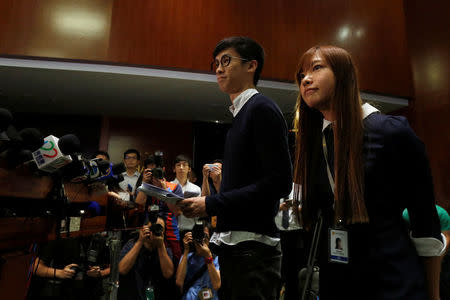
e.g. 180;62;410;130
328;228;349;264
198;288;213;300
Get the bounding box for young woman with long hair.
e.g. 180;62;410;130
293;45;444;300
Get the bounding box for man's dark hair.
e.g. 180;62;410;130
94;150;110;161
212;36;265;86
175;154;192;167
123;148;140;160
212;159;223;165
144;155;156;168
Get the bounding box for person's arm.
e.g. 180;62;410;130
153;233;174;279
390;117;444;300
195;242;220;290
118;228;148;275
33;259;77;279
86;266;110;278
100;266;110;277
175;233;192;292
135;169;153;205
135;191;147;206
201;165;211;197
421;256;441;300
210;165;222;193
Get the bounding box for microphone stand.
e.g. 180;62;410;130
301;210;323;300
106;231;122;300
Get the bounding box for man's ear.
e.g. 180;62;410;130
247;60;258;73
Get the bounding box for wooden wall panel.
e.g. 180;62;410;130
0;0;413;98
108;0;413;97
0;0;113;60
404;0;450;209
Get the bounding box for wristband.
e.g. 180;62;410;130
204;256;213;265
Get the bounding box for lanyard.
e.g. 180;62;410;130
322;130;335;194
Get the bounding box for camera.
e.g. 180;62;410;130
151;151;165;179
70;265;84;281
151;167;164;179
150;223;163;236
192;220;205;243
148;204;163;236
206;164;216;171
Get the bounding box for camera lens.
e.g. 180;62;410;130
150;223;163;236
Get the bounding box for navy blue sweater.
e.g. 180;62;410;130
205;93;293;237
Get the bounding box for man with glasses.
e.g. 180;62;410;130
179;36;293;299
119;148;141;201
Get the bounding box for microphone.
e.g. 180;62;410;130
96;161;126;182
19;128;44;151
58;134;81;156
32;135;74;172
0;127;44;168
70;160;126;184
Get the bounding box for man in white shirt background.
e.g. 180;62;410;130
118;148;141;201
171;154;201;248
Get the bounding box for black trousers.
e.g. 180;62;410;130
218;241;282;300
280;230;308;300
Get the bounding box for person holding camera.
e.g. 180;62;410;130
200;160;222;197
28;236;109;299
171;155;201;248
176;223;220;300
135;155;183;264
118;217;174;300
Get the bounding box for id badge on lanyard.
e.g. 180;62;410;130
323;131;350;264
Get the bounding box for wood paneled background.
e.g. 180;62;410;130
0;0;447;205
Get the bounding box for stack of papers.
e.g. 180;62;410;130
137;182;183;205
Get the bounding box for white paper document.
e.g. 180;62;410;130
137;182;183;205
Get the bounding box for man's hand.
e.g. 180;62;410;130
152;231;165;249
178;196;207;218
279;202;291;211
195;241;212;258
139;225;151;243
152;177;167;190
86;266;102;278
56;263;78;279
143;168;152;184
183;232;193;252
210;165;222;182
202;164;210;178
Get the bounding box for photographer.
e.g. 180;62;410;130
200;160;222;197
135;155;183;264
171;155;201;248
176;223;220;300
118;217;174;300
28;235;109;299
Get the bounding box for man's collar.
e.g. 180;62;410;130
322;119;332;132
173;178;189;186
322;103;380;132
124;170;140;177
228;88;258;117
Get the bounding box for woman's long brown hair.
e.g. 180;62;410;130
293;46;369;228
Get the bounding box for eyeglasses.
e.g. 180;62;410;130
124;156;138;160
211;54;249;71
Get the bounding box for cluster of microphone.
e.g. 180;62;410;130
0;107;125;185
